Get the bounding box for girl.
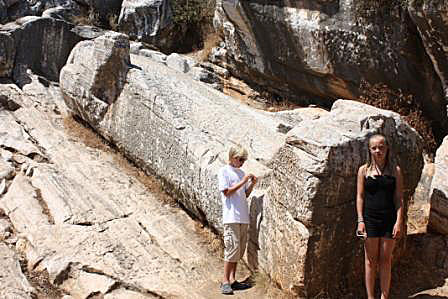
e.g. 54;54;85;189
356;134;404;299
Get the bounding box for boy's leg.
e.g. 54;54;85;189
222;224;239;283
224;261;236;284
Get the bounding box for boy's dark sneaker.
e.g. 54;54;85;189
220;283;234;295
231;280;251;290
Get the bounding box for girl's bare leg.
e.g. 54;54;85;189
379;238;395;299
365;238;380;299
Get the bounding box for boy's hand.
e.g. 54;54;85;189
243;174;252;183
250;175;257;185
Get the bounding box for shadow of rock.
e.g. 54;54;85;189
393;233;448;298
247;194;264;270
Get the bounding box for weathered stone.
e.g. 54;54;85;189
428;136;448;235
60;32;130;127
4;0;77;23
77;0;123;26
189;66;222;89
0;31;15;77
0;174;50;233
0;17;81;86
138;48;167;64
214;0;448;138
41;5;83;22
0;83;22;111
408;0;448;130
0;159;14;180
60;35;423;296
0;218;12;239
0;110;42;157
0;243;35;298
166;53;196;73
1;16;84;83
200;61;230;79
118;0;173;48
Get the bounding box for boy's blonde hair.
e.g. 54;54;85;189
228;145;248;161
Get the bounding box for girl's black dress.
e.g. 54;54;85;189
363;175;397;238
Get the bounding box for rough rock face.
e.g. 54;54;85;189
0;243;35;298
60;34;424;296
2;0;74;23
118;0;173;49
428;136;448;235
408;0;448;118
213;0;448;137
76;0;123;24
0;16;83;82
0;79;262;298
60;31;130;127
0;30;15;77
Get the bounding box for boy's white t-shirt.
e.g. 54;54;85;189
218;164;249;224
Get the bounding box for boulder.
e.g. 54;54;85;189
76;0;123;26
0;31;15;77
1;16;84;83
214;0;448;138
408;0;448;130
0;243;35;298
60;31;130;127
428;136;448;235
60;34;424;296
4;0;75;23
118;0;173;48
138;48;167;64
166;52;196;73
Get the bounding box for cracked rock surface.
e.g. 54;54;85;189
0;78;273;298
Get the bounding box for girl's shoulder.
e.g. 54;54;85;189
358;164;368;177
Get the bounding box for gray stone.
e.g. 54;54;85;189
0;110;42;157
118;0;173;46
2;16;84;83
214;0;448;137
0;159;14;180
408;0;448;134
60;32;130;127
138;48;167;64
166;53;196;73
0;243;35;298
59;34;424;296
0;218;12;239
428;136;448;235
189;66;221;87
0;31;15;77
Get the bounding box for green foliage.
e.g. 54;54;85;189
171;0;216;25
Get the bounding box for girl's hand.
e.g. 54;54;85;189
393;221;402;239
357;222;366;238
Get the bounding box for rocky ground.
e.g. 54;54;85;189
0;76;286;298
0;68;446;299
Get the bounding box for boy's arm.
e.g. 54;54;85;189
223;175;251;197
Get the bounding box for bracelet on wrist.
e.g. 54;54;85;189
357;219;364;223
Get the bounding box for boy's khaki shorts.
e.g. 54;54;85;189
223;223;248;262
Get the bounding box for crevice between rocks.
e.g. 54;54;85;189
81;265;167;299
33;187;55;225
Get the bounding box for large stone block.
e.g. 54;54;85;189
60;34;424;297
214;0;448;138
428;136;448;235
1;16;84;82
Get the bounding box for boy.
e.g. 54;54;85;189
218;145;257;295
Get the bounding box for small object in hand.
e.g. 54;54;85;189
356;230;367;239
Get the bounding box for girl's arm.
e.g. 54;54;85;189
393;166;404;238
356;165;366;235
